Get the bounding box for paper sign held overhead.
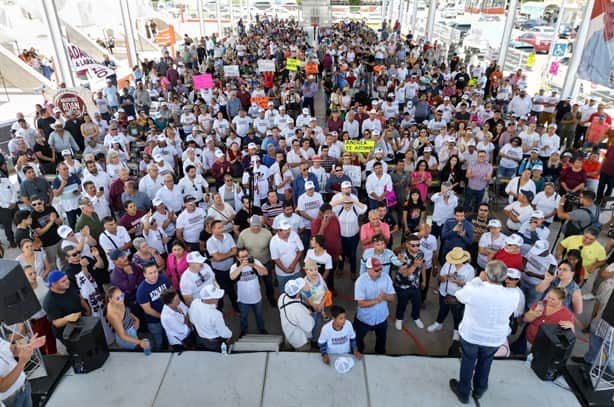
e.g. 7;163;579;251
223;65;240;77
193;73;214;89
258;59;276;72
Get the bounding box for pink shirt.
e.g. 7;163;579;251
360;222;391;250
166;252;188;290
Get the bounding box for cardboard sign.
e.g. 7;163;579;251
258;59;276;72
526;53;536;68
286;58;301;71
549;61;560;76
344;140;375;153
52;88;98;118
343;165;362;187
223;65;240;77
251;95;270;109
193;73;214;90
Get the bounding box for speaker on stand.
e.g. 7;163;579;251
0;260;47;379
564;290;614;406
63;316;109;374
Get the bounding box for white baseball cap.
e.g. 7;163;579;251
200;284;225;300
529;240;549;256
278;220;292;230
187;251;207;264
304;181;315;189
505;234;523;246
215;150;225;158
487;219;502;228
302;108;310;114
506;268;521;279
341;181;352;189
247;142;257;149
57;225;73;239
61;149;72;156
285;277;306;296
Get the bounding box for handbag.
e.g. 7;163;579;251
384;186;397;208
323;290;333;307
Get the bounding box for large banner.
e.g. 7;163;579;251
577;0;614;88
65;42;115;79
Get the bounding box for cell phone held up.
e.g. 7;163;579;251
547;264;557;277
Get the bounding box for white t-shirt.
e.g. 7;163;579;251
230;259;264;304
438;263;476;297
418;234;438;269
317;320;356;355
0;339;25;400
499;144;523;169
505;178;536;204
532;191;561;223
179;265;216;301
297;192;324;229
176;207;206;243
477;232;507;269
160;302;191;345
305;249;333;271
504;202;533;231
270;231;304;276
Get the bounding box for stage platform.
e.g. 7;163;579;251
45;351;580;407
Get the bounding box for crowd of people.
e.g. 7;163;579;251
1;15;614;406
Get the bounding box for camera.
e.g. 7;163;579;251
248;256;254;264
563;192;580;212
415;251;424;260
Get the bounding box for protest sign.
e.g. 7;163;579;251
258;59;276;72
223;65;240;77
344;140;375;153
193;73;214;89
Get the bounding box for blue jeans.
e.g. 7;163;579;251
312;311;323;340
238;301;265;335
497;166;517;179
115;326;139;350
146;321;165;351
339;234;360;275
584;332;614;372
3;381;32;407
520;280;541;311
464;187;485;214
458;337;499;401
277;273;299;296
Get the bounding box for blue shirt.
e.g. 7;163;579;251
292;174;319;205
136;274;171;323
359;248;403;275
355;272;395;326
440;218;474;255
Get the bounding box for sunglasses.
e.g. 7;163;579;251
506;277;520;281
69;251;81;257
31;202;43;207
409;244;420;247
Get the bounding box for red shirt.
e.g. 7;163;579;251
311;216;341;258
526;301;574;344
582;160;601;180
560;166;586;191
493;249;523;270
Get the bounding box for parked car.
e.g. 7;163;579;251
518;19;547;31
509;40;536;53
558;23;576;39
514;32;553;53
447;22;472;39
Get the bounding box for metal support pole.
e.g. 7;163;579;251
40;0;76;87
542;0;566;84
230;0;235;32
216;0;222;36
197;0;205;38
561;0;595;99
426;0;437;41
497;0;519;68
410;0;418;33
119;0;139;68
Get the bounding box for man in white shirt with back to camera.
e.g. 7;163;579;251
160;288;193;351
189;284;232;352
449;260;520;405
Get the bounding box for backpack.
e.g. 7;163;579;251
565;206;601;236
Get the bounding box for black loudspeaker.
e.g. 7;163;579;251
63;317;109;374
0;259;41;324
601;291;614;327
531;323;576;381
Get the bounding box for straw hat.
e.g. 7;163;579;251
445;247;471;265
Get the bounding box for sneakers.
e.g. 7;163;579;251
583;293;596;301
453;329;460;341
414;319;424;329
427;322;443;332
395;319;403;330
